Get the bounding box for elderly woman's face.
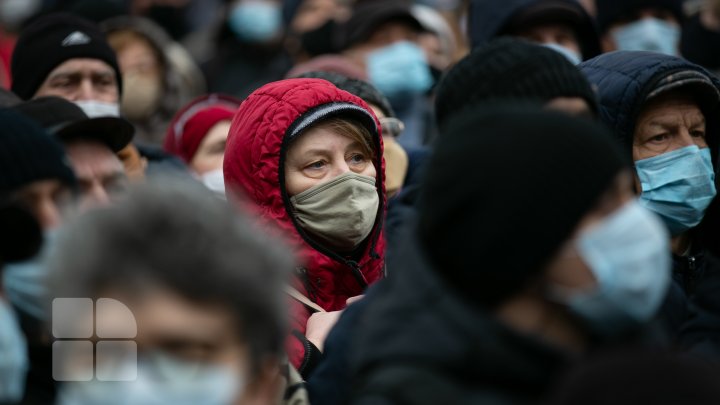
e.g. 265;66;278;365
633;93;707;161
284;124;376;196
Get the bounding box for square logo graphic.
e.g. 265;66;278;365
52;298;137;382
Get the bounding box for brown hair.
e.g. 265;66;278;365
308;117;377;160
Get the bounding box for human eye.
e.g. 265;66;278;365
691;130;706;139
348;153;368;165
648;133;669;144
305;160;326;170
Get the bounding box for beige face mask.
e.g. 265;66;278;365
290;172;380;252
120;72;162;120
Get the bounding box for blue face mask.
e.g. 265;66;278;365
612;18;680;56
366;41;433;104
542;43;582;65
57;352;242;405
2;230;58;321
560;201;671;337
228;1;282;43
635;146;717;236
0;298;29;403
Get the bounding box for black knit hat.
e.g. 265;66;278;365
11;12;122;100
294;71;396;118
435;37;598;130
419;103;627;308
0;109;76;193
595;0;684;34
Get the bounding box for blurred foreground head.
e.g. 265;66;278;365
50;178;293;404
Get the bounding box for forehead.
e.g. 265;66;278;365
64;141;123;172
639;93;704;119
47;58;115;78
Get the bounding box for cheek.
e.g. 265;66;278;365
190;153;224;175
363;161;377;179
284;168;320;197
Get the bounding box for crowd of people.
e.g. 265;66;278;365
1;0;720;404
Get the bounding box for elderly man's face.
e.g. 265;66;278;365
11;179;73;230
34;58;119;103
64;141;127;211
633;93;707;161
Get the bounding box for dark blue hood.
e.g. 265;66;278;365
579;51;720;159
468;0;600;59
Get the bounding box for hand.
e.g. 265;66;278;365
305;310;342;352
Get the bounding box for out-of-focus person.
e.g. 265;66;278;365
48;178;305;405
467;0;601;63
163;93;243;196
350;104;671;404
13;97;133;212
10;12;186;181
595;0;684;54
102;15;206;146
0;108;77;404
681;0;720;73
224;78;386;378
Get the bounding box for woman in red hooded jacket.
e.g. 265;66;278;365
223;78;386;377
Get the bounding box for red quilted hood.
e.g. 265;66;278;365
224;78;386;311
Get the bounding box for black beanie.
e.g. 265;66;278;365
11;12;122;100
595;0;684;34
0;109;76;193
294;71;396;117
435;38;598;130
418;103;627;308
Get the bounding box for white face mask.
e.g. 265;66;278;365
74;100;120;118
200;169;226;198
552;201;671;337
56;352;243;405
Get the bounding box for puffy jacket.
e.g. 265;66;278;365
580;51;720;355
224;78;386;376
467;0;601;59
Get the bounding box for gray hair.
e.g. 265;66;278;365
49;177;293;375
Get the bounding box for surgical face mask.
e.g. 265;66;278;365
556;201;671;337
228;1;282;43
367;41;433;104
57;352;242;405
542;43;582;65
74;100;120;118
120;73;163;120
635;146;717;236
0;298;29;403
612;18;680;55
290;172;379;252
200;169;226;198
2;230;58;321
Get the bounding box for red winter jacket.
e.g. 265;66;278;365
224;78;386;376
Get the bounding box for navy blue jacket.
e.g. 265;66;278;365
467;0;600;58
580;51;720;357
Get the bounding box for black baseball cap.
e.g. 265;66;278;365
12;96;134;152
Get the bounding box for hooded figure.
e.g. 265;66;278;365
579;51;720;352
102;15;207;146
349;104;670;404
467;0;601;61
224;78;386;376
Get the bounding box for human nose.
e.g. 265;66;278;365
76;78;96;101
81;182;111;210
